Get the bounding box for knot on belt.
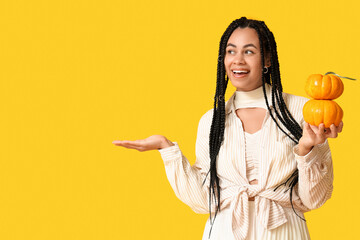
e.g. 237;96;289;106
219;184;288;240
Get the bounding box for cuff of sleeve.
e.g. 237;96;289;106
293;144;319;168
158;142;182;164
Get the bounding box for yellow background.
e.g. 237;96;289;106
1;0;359;239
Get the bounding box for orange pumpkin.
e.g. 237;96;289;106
305;74;344;100
303;99;343;128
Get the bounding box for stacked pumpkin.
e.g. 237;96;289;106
303;73;344;128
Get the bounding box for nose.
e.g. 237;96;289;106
233;53;245;65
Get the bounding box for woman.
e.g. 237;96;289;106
113;17;343;240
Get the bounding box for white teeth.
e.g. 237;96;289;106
233;70;249;73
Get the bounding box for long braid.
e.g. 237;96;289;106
263;23;303;138
207;18;248;237
255;22;302;142
264;26;303;138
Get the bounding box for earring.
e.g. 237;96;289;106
263;67;268;74
217;95;224;102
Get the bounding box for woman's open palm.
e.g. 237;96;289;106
112;135;174;152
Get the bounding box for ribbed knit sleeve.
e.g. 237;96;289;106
158;110;213;214
294;136;334;210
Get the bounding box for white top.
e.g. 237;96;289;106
233;84;269;184
244;130;261;182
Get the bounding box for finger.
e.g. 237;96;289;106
113;140;125;145
112;140;131;147
117;142;146;151
119;144;140;150
338;121;344;133
305;122;316;135
307;123;317;133
113;140;126;146
332;124;339;137
121;141;143;148
327;124;338;138
315;124;329;143
312;123;325;135
113;140;141;148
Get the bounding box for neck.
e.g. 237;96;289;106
234;83;271;110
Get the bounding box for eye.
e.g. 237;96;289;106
245;50;254;54
226;49;235;54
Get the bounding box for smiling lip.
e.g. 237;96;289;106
231;70;249;78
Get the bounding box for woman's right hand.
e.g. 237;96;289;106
112;135;175;152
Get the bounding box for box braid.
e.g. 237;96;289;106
206;17;306;230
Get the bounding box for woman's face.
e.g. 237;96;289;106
224;27;269;92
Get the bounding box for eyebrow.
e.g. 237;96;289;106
226;43;257;49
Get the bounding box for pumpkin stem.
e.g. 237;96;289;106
324;72;357;80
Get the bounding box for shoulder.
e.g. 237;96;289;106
199;108;214;127
283;92;310;106
283;92;310;110
282;92;310;121
195;108;215;136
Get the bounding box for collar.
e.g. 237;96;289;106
225;83;274;114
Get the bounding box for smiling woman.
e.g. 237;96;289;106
113;17;342;240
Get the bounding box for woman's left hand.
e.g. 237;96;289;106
298;121;343;155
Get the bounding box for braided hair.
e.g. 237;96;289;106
207;17;305;228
